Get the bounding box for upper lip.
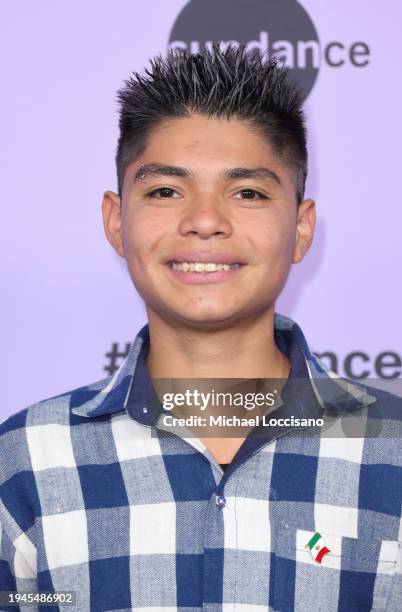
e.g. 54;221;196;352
163;252;246;265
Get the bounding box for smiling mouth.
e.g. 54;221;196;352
169;262;242;273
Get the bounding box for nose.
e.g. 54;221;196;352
178;196;233;239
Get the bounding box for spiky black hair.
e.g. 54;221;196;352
116;44;307;204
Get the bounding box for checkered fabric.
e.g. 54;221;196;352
0;313;401;611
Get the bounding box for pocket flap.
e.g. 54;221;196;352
295;528;399;573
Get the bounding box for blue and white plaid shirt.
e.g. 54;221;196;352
1;313;401;611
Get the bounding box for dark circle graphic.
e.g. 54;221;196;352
168;0;320;101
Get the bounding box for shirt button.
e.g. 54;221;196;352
216;494;226;509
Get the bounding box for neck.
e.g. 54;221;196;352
145;307;290;380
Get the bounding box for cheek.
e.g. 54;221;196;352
251;218;296;278
253;214;295;255
122;209;167;262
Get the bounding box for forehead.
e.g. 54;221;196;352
133;114;294;186
143;114;273;159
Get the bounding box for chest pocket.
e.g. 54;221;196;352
273;526;400;612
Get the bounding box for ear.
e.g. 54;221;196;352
293;198;316;263
101;191;125;258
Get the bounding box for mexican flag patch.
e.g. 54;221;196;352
306;532;331;563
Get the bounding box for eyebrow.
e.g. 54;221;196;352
134;163;281;186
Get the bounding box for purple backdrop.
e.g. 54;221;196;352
2;0;401;420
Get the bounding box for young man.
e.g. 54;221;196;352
1;46;401;611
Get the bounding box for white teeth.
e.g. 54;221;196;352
171;262;241;272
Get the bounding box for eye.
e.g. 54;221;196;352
146;187;180;199
234;189;269;200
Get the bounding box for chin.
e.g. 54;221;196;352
167;303;247;330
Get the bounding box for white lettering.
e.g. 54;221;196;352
219;40;240;52
297;40;320;69
168;34;368;71
245;31;268;55
271;41;295;69
168;40;188;52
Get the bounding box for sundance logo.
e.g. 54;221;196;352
168;0;370;101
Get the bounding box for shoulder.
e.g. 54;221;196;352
343;377;402;420
0;376;111;470
0;378;113;535
323;377;402;467
1;376;111;433
313;353;402;421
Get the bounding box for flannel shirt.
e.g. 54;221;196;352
0;312;401;611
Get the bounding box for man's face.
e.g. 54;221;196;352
103;114;315;330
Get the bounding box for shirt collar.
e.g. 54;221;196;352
71;313;377;422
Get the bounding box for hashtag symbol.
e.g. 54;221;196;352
104;342;132;376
